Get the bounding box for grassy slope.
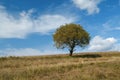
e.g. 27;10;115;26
0;52;120;80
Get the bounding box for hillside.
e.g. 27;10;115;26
0;52;120;80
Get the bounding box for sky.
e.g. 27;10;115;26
0;0;120;56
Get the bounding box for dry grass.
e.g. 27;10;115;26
0;52;120;80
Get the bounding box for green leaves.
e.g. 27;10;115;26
53;23;90;55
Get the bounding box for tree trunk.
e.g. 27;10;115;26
69;41;75;56
69;48;73;56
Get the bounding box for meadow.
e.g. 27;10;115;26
0;52;120;80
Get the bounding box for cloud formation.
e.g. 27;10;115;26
0;48;65;57
72;0;102;15
103;16;120;31
0;5;75;38
0;36;120;57
0;48;42;56
88;36;117;51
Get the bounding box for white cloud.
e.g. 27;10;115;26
0;48;42;56
111;44;120;51
88;36;117;51
100;16;120;37
34;15;74;34
0;48;65;57
0;5;75;38
72;0;102;15
102;16;120;31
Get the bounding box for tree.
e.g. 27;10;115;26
53;23;90;56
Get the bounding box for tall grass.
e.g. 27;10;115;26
0;52;120;80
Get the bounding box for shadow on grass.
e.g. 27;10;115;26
72;54;102;58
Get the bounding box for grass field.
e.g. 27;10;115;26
0;52;120;80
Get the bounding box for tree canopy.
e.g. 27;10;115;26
53;23;90;56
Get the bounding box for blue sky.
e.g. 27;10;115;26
0;0;120;56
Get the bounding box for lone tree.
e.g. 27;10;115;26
53;23;90;56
